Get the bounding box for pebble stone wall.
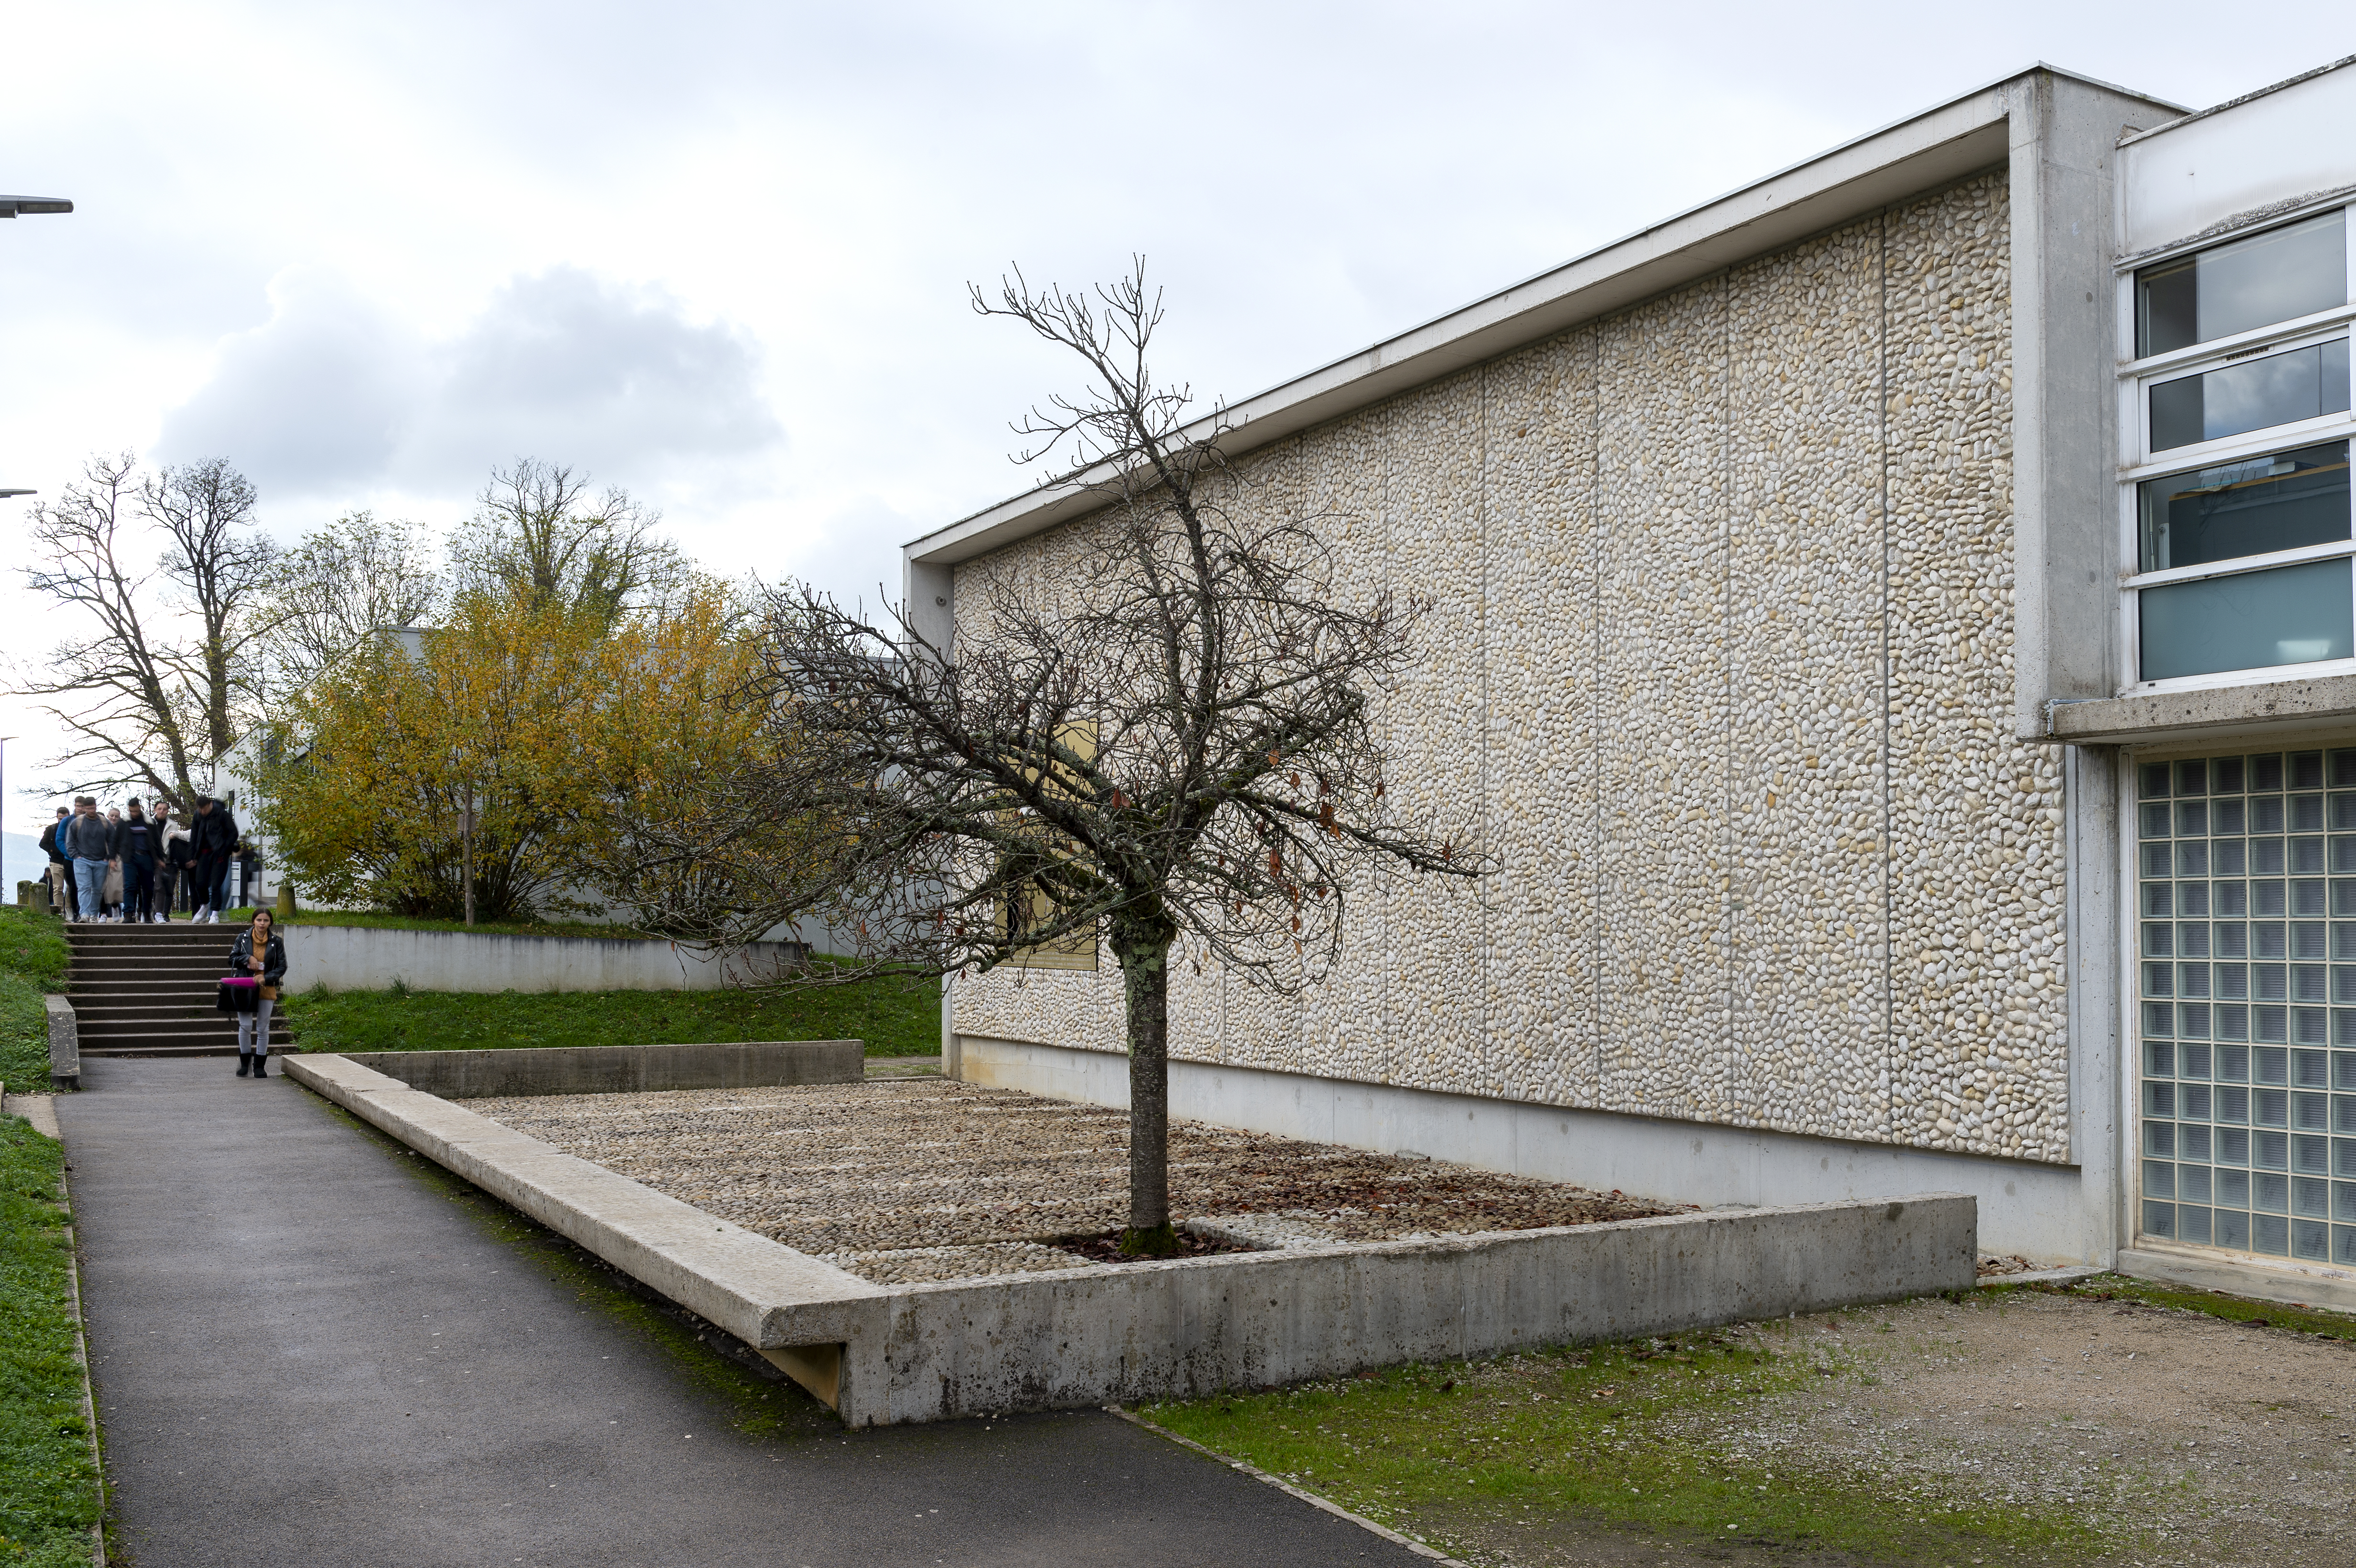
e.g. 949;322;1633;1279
949;170;2072;1165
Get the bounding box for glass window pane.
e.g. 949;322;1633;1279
2138;442;2350;571
2149;340;2352;452
2139;559;2354;681
2138;209;2349;357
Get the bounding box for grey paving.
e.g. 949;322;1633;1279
60;1058;1426;1568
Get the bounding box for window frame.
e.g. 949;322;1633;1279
2116;202;2356;696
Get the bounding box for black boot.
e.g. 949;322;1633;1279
252;1056;268;1078
236;1054;251;1077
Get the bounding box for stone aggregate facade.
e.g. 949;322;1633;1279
949;170;2072;1165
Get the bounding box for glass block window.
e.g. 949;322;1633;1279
2136;746;2356;1267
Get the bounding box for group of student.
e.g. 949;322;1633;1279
37;794;246;924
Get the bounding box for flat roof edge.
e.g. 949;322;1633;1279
909;65;2181;566
2117;54;2356;146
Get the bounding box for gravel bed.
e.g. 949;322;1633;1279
1666;1290;2356;1567
469;1079;1676;1284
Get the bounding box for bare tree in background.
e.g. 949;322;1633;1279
648;261;1483;1253
448;458;686;631
12;455;215;806
143;457;280;762
263;511;444;695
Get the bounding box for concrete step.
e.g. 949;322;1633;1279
66;928;239;944
82;1044;299;1058
67;991;244;1005
74;1005;291;1025
74;1007;290;1027
69;951;244;965
77;1026;294;1050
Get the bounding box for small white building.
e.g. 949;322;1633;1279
905;59;2356;1309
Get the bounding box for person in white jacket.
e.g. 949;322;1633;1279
158;815;194;923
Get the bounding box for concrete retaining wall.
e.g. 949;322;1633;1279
341;1040;863;1098
954;1033;2094;1265
282;925;809;994
848;1194;1975;1426
287;1055;1978;1427
44;996;77;1088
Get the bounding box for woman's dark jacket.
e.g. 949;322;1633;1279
228;930;288;988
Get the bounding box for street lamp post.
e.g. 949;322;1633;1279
2;196;72;497
4;193;73;906
463;785;475;927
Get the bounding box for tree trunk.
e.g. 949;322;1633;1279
1115;921;1177;1253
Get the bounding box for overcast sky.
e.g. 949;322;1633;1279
2;0;2351;823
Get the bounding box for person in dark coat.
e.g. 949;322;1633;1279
226;908;288;1076
190;796;240;924
118;801;160;923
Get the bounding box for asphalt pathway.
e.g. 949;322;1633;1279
60;1057;1427;1568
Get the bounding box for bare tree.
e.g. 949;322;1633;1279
13;454;209;806
651;262;1483;1253
11;454;282;807
263;511;443;696
448;458;685;631
145;457;280;760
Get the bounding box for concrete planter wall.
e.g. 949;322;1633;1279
287;1054;1980;1427
281;925;806;995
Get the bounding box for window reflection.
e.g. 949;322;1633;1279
2150;340;2351;451
2138;209;2348;357
2139;442;2351;571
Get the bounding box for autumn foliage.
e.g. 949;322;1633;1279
255;583;786;925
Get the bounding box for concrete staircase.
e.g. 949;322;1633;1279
66;921;296;1057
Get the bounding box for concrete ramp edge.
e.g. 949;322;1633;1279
284;1054;884;1352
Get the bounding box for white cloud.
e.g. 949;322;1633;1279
403;268;783;492
154;264;782;506
153;268;425;494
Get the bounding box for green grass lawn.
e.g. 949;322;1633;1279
0;910;70;1093
288;974;941;1057
1138;1315;2105;1567
0;1113;102;1566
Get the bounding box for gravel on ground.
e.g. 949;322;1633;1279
470;1078;1677;1284
1615;1288;2354;1568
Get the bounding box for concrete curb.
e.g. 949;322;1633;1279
1978;1264;2108;1287
336;1039;863;1098
287;1056;1980;1427
45;995;78;1088
1107;1405;1469;1566
2116;1245;2356;1315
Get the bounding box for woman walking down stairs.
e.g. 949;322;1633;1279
64;919;297;1057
